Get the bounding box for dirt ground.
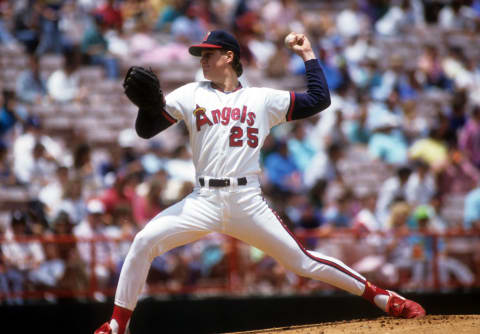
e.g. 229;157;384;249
228;315;480;334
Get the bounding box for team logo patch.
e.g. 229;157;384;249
203;31;211;42
193;104;206;116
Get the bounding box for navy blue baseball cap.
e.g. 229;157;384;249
189;30;241;57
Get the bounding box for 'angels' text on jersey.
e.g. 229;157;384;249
165;81;292;178
194;105;256;131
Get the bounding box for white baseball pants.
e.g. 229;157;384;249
114;181;367;310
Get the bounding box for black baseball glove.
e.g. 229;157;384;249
123;66;165;111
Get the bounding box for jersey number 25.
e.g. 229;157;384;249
230;126;259;148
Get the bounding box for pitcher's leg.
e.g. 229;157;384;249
98;191;223;334
227;201;366;296
114;217;209;310
226;192;425;318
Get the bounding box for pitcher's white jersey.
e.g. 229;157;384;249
164;81;293;178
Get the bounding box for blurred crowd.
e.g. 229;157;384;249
1;0;480;304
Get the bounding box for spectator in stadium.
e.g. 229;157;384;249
133;177;167;226
405;159;436;206
285;194;322;233
458;105;480;169
336;0;371;38
376;165;412;224
0;141;15;185
27;240;66;301
170;3;207;45
162;145;195;184
154;0;188;32
107;206;138;263
38;165;70;221
264;140;302;196
55;177;86;225
286;122;316;173
15;53;47;104
14;141;58;194
311;106;349;152
72;143;98;198
81;14;120;79
463;184;480;231
416;44;451;89
374;0;425;36
0;1;17;48
8;116;42;153
343;97;370;145
401;99;429;144
353;191;382;234
12;0;41;53
448;90;468;134
436;147;480;196
94;0;123;32
0;90;28;140
367;112;408;165
442;46;474;91
73;199;115;300
408;125;449;170
1;210;45;305
0;224;10;304
100;172;139;216
438;0;478;31
322;188;356;230
382;201;414;286
409;205;475;289
46;48;87;103
50;211;89;299
35;0;65;55
304;142;344;189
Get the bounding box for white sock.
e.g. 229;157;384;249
373;294;389;312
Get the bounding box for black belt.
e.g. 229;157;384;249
199;177;247;187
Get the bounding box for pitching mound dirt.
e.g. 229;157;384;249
229;315;480;334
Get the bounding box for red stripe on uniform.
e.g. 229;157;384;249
269;207;366;285
162;109;177;124
287;91;295;121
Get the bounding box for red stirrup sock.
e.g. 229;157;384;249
111;305;133;334
361;281;390;311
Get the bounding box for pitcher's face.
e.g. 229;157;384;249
200;49;232;81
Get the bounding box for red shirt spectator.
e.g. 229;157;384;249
95;0;123;31
133;178;166;226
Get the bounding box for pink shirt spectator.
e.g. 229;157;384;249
459;110;480;168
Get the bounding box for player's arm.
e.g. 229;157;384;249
135;107;176;139
285;33;331;121
123;66;177;139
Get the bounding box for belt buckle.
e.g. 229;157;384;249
216;178;230;187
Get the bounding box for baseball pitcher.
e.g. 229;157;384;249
95;30;425;334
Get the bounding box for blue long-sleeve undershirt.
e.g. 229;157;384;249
286;59;331;121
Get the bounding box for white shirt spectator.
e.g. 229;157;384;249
375;176;408;224
336;7;369;38
13;131;62;184
405;172;436;205
2;229;45;271
303;150;336;188
73;199;115;290
47;69;81;103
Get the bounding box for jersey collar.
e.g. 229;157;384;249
210;82;242;94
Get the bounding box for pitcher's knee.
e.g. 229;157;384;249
130;229;157;259
280;256;315;278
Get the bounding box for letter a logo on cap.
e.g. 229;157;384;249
203;31;211;42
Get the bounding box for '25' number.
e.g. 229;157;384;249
230;126;259;148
